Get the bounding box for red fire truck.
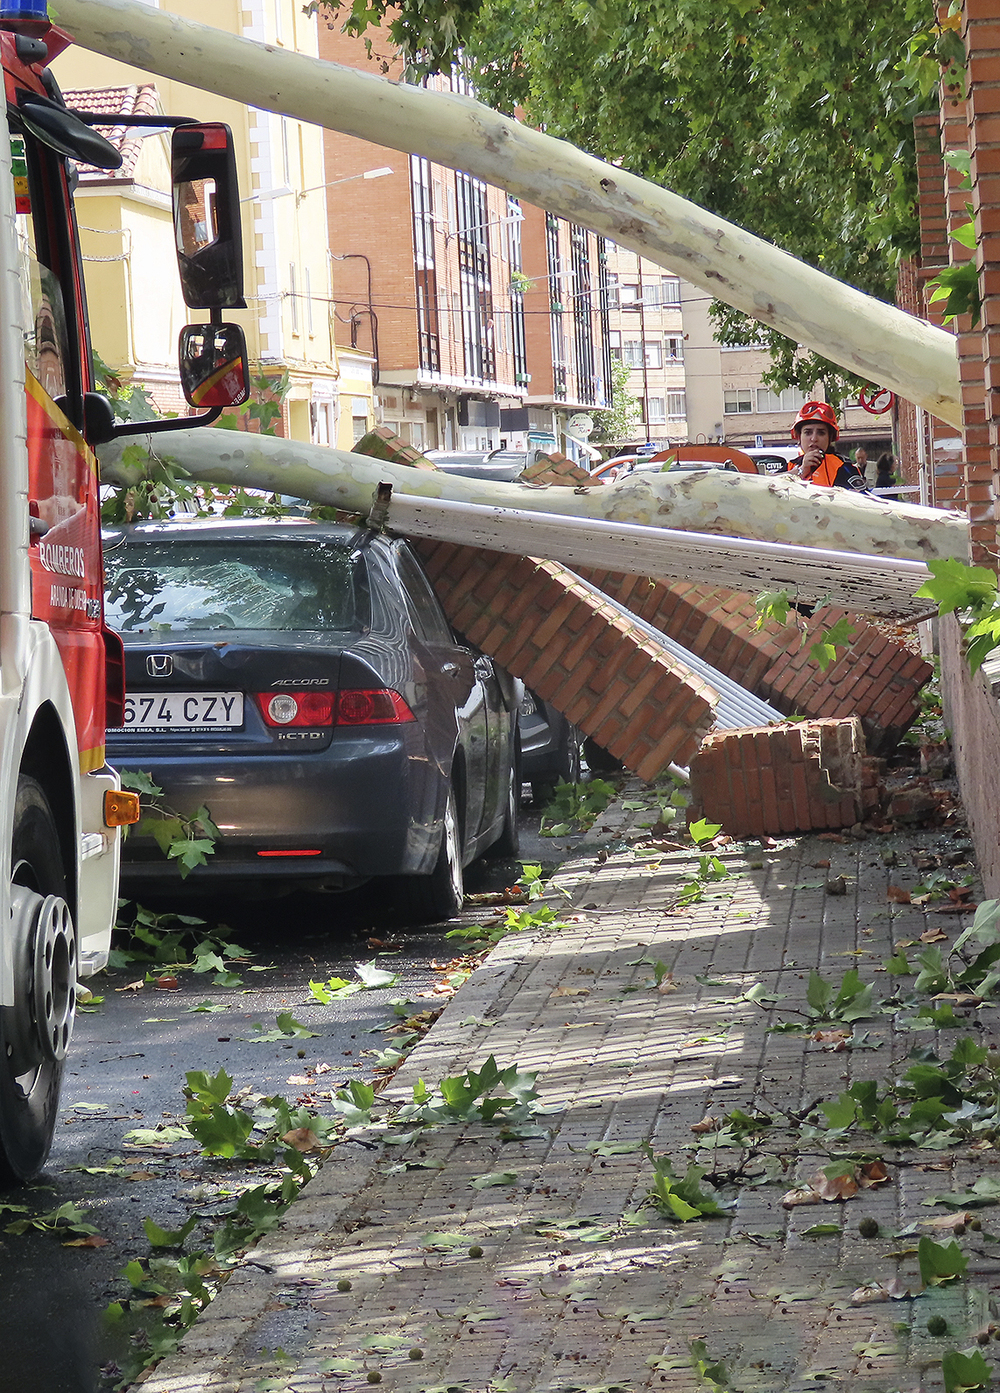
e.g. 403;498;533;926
0;0;249;1180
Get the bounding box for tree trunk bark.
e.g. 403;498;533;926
97;428;969;568
56;0;961;427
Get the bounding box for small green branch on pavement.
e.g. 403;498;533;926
308;961;401;1002
641;1146;734;1222
539;777;619;835
676;818;729;906
110;902;251;992
447;900;570;948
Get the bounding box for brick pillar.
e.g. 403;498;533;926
959;0;1000;562
414;540;719;780
688;718;871;838
909;112;966;509
574;570;932;753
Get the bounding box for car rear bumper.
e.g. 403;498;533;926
111;729;442;882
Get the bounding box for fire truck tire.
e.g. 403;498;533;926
0;777;75;1184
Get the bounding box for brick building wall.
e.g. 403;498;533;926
520;210;555;402
317;23;421;370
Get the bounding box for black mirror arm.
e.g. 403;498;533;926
110;406;223;438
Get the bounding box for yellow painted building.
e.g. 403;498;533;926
53;0;374;445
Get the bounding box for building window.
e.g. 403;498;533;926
622;339;643;367
619;283;641;309
311;400;333;446
352;396;370;443
724;389;753;414
643;340;662;369
289;262;299;333
661;276;681;305
608;329;622;360
646;396;665;424
606;273;619;310
666;336;683;360
666;392;686;419
756;386;809;413
411;155;440;373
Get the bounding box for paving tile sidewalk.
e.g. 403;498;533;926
144;792;993;1393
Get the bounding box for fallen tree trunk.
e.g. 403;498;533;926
97;428;969;572
55;0;961;428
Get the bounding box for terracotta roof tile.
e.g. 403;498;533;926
62;84;163;180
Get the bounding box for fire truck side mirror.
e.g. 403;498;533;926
171;123;246;311
178;323;250;410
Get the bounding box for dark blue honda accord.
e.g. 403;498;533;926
103;518;520;920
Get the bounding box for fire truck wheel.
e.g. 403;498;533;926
0;777;76;1184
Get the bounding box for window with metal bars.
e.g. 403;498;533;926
596;238;613;407
507;195;527;385
455;172;495;381
570;224;598;404
410;156;440;374
546;214;566;399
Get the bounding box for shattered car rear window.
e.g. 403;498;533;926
104;538;361;633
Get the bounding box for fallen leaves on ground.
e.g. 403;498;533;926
782;1161;889;1208
921;1211;973;1231
887;886;912;904
281;1128;322;1153
850;1277;917;1304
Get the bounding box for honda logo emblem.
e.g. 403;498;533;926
146;655;173;678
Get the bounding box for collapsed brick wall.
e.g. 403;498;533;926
575;570;932;754
414;539;718;781
688;718;881;838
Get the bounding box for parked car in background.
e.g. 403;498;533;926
103;518;521;920
590;453;646;482
425;449;543;484
423;450;518;483
744;446;798;475
518;690;585;802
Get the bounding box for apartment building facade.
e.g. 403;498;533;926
603;243;687;448
318;24;610;459
53;0;371;447
717;346;894;456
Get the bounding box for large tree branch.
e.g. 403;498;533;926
97;427;969;617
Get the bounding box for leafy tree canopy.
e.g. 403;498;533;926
318;0;962;396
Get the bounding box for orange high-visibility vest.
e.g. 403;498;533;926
802;453;843;487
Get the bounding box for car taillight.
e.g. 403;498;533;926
253;688;415;727
255;691;334;727
335;689;416;725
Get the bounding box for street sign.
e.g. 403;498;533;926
859;385;895;415
754;434;763;448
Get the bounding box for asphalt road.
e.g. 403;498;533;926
0;801;587;1393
